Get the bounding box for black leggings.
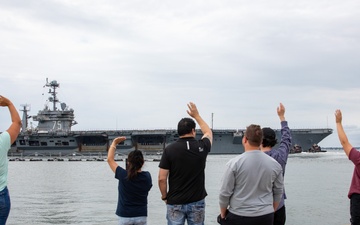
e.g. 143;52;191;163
221;211;274;225
351;194;360;225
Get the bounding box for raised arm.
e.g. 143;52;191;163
277;103;285;122
107;136;126;173
335;109;353;157
0;95;21;143
277;103;292;163
186;102;213;144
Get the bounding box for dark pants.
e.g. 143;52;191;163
0;187;11;225
219;211;274;225
350;194;360;225
274;205;286;225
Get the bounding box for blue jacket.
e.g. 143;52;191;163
264;121;292;210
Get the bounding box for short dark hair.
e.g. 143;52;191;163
262;127;278;147
245;124;263;146
177;118;196;136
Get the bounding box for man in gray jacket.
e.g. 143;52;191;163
218;124;284;225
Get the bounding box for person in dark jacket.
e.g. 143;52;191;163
260;103;292;225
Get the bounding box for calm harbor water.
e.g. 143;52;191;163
6;151;353;225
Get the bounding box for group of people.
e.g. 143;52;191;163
1;96;360;225
107;101;291;225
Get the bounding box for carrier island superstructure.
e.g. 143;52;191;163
9;79;333;156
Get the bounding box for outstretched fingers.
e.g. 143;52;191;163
335;109;342;123
277;103;285;117
187;102;199;117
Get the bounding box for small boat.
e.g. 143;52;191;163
308;143;327;153
290;144;303;154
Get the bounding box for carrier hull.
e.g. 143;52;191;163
11;128;333;155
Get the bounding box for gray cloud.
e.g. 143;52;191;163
0;0;359;147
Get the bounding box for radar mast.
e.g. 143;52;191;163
44;78;60;111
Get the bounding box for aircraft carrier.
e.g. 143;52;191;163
9;79;333;156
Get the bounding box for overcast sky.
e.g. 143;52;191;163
0;0;359;147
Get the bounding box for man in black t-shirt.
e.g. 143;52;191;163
158;102;213;225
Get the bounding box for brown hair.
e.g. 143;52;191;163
244;124;263;147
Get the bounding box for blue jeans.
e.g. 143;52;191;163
0;187;10;225
118;216;147;225
166;199;205;225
